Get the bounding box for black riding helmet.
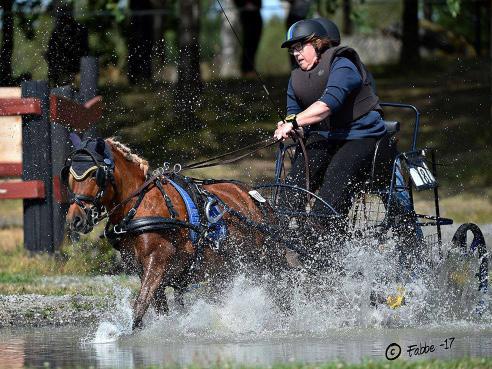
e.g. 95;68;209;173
281;19;328;48
312;18;341;46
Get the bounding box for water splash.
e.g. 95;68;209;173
87;231;492;343
89;284;134;343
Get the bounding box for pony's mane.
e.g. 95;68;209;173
107;138;149;176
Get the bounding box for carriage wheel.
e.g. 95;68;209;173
446;223;488;315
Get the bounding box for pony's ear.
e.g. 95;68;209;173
95;138;106;155
69;133;82;149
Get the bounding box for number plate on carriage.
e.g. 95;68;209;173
404;151;438;191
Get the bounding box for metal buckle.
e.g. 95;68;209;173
127;208;137;218
113;224;126;235
205;198;225;224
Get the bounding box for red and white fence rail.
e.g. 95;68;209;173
0;57;102;252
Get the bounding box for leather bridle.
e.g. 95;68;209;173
61;147;116;230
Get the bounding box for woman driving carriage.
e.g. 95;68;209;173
273;18;388;235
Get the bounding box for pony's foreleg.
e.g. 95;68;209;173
173;287;185;311
132;253;166;330
152;282;169;316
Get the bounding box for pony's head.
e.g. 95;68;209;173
63;134;117;233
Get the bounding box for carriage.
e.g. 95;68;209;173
254;102;488;308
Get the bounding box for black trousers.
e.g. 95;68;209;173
286;134;378;218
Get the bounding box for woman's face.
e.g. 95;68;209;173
290;41;318;71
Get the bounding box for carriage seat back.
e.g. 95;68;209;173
369;121;401;190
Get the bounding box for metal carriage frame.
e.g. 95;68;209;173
254;103;486;271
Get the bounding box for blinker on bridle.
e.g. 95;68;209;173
61;144;116;228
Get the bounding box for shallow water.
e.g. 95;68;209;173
1;325;492;368
1;224;491;368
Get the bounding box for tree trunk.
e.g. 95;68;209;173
342;0;353;35
423;0;432;21
473;0;482;56
150;0;168;76
400;0;420;66
219;0;239;77
174;0;202;132
127;0;154;84
0;0;14;85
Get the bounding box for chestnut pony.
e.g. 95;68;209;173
64;136;286;329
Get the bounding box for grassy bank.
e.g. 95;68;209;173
0;225;123;294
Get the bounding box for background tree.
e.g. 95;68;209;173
174;0;202;131
46;1;89;86
150;0;170;74
342;0;352;35
423;0;433;21
0;0;14;85
219;0;240;77
127;0;154;84
0;0;41;85
400;0;420;65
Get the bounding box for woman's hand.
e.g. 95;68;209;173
274;121;294;140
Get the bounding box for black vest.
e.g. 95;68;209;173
291;46;381;131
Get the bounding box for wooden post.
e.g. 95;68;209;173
79;56;98;139
51;85;74;251
21;81;53;252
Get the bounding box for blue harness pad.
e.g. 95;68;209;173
167;179;201;243
167;179;228;245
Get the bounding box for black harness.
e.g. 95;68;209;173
102;174;207;248
63;138;315;271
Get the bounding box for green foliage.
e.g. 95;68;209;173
446;0;461;17
82;0;126;69
257;16;291;75
13;0;43;39
318;0;339;15
433;1;484;51
350;7;372;34
105;1;126;23
12;14;51;79
59;358;492;369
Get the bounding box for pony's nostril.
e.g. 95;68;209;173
73;216;83;230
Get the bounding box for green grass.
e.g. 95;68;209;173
0;226;119;282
